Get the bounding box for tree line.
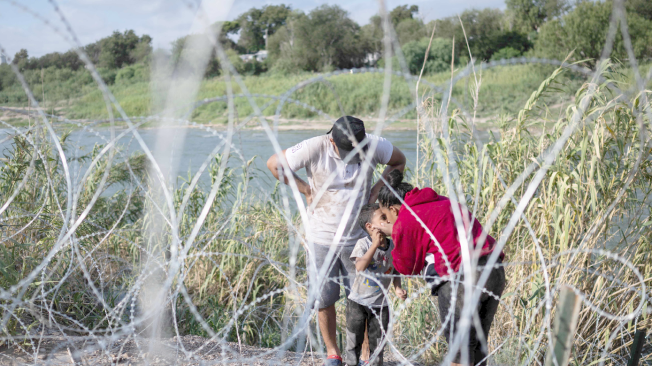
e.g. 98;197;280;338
5;0;652;80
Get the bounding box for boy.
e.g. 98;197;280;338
346;203;407;366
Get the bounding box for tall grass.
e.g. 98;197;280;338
0;62;650;365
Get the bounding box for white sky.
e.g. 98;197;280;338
0;0;505;58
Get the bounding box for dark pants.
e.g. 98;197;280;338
437;257;506;366
345;300;389;366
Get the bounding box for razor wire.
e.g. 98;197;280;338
0;0;650;365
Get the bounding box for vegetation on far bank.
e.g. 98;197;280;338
1;61;650;130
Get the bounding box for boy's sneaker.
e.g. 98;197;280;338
357;361;369;366
323;355;342;366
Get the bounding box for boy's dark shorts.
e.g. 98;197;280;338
432;257;506;366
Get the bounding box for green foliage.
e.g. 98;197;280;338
625;0;652;21
490;47;523;61
395;18;428;45
506;0;569;32
401;37;455;74
11;49;28;66
389;4;419;26
361;5;430;66
268;5;367;72
535;0;652;64
0;63;95;105
11;30;151;73
435;8;531;61
237;4;292;53
96;30;151;69
114;63;149;84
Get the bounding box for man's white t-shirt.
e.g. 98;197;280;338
285;133;394;246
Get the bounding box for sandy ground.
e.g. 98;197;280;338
1;335;425;366
2;106;507;132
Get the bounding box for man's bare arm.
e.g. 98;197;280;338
266;151;312;203
368;146;407;203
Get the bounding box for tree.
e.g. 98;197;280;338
12;49;28;67
402;37;455;74
210;20;243;52
360;5;425;63
390;5;419;26
171;21;264;78
625;0;652;21
171;34;222;77
98;30;139;68
237;4;291;53
75;30;153;69
361;16;384;64
267;5;367;72
395;18;427;45
436;8;517;61
506;0;569;32
21;50;84;71
535;0;652;64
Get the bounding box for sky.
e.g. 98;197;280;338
0;0;505;59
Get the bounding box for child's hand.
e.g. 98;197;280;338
370;227;386;247
394;287;407;300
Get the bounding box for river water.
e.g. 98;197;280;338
1;128;416;195
1;127;499;199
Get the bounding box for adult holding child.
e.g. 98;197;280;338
266;116;406;366
373;170;505;366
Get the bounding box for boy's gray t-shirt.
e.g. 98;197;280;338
348;236;395;307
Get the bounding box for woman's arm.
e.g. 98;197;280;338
368;146;406;203
392;268;407;300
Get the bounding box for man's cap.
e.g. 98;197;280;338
329;116;367;161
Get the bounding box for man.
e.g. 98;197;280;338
266;116;406;366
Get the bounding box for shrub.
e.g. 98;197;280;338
490;47;523;61
115;66;135;83
402;37;455;74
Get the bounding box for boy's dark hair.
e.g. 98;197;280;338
378;169;414;207
358;203;380;233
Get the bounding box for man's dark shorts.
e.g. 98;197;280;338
308;243;357;309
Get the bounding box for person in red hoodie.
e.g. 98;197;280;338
372;170;505;366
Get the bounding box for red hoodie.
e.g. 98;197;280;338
391;187;504;276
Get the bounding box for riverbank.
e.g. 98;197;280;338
1;105;512;133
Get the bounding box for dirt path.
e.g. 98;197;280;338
2;335;424;365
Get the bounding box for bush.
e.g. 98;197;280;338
115;64;149;84
97;68;117;85
402;37;455;75
115;67;135;83
490;47;523;61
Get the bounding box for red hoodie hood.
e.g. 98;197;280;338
403;187;441;207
